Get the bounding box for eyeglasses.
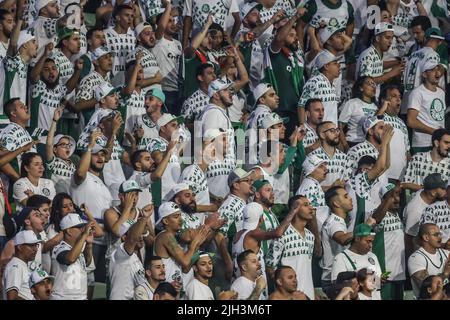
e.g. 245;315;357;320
56;143;73;149
429;232;443;237
323;127;340;134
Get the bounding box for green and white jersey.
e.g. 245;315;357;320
320;213;348;281
421;201;450;242
180;211;202;233
218;194;246;237
205;155;236;198
298;73;339;124
383;114;410;180
246;105;271;130
179;164;210;206
403;151;450;186
49;49;73;84
0;41;8;59
344;140;378;180
260;209;280;258
77;133;124;161
0;122;33;152
30;80;67;131
338;98;378;143
356;45;384;79
120;89;146;140
135;45;161;91
129;114;159;150
139;0;163;20
308;146;347;187
31;17;58;64
303;123;319;148
180;89;209;122
391;3;418;28
3;54;28;104
407;84;446;148
372;211;405;281
302;0;354;30
183;0;238;32
152;37;182;92
296;176;329;230
104;27;136;86
266;224;315;300
47;156;76;194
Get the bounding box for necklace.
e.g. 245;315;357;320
418;249;444;269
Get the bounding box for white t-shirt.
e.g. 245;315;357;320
51;241;88;300
403;191;429;237
129;170;154;226
421;200;450;242
331;249;382;281
109;243;147;300
185;278;214;300
2;257;34;300
407;84;446;148
13;177;56;211
152;37;182;92
408;247;450;298
358;291;381;300
231;276;262;300
339;98;378;143
383;114;410;180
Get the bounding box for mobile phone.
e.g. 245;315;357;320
381;271;391;278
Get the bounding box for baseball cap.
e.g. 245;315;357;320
147;139;167;153
228;168;252;188
208;79;234;98
425;27;445;40
379;183;396;198
91;46;112;62
191;251;215;265
354;223;376;237
261;112;289;129
253;83;273;104
203;128;226;142
362;115;384;134
13;230;43;246
91;143;108;154
29;269;54;288
420;60;439;73
239;2;259;20
57;26;79;44
252;179;271;191
423;173;447;190
156;113;184;131
135;21;153;38
119;179;142;193
53;134;76;156
243;202;264;230
17;30;35;49
35;0;56;13
145;88;166;104
302;155;327;177
163;182;191;201
374;22;394;36
315;50;339;70
60;213;87;230
95;82;120;101
319;26;341;44
155;202;181;229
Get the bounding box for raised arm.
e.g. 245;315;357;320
104;192;137;237
65;59;83;93
122;52;143;96
184;14;213;58
249;207;296;241
74;129;103;185
30;43;53;84
46;106;64;162
63;221;95;264
271;8;305;53
0;141;38;167
155;1;173;41
123;204;154;254
367;125;393;181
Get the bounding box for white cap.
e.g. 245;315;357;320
315;50;339;70
91;46;111;62
119;179;142;193
362;115;384;134
420;60;439;73
60;213;87;230
119;219;136;236
35;0;56;13
91;143;108;154
135;22;153;38
155;202;181;229
261;112;288;129
253;83;273;104
203;128;225;142
13;230;43;246
17;30;35;50
243;202;263;230
156;113;183;131
163;182;191;201
240;2;259;20
29;269;54;288
53;134;76;156
303;155;327;177
208;79;233;98
374;22;394;36
379;183;396;199
228;168;252;187
96;108;115;123
95;82;119;101
318;26;340;45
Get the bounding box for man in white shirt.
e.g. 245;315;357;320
2;230;42;300
407;60;446;153
408;223;450;298
51;214;95;300
231;250;267;300
302;99;324;152
134;256;167;300
185;251;215;300
109;204;153;300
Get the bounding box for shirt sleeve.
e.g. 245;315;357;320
331;253;348;281
183;0;193;17
134;285;150;300
13;179;29;203
113;243;133;263
4;263;24;294
408;252;427;276
407;88;422;111
298;79;318;108
329;220;347;237
230;0;239;13
338;100;353;124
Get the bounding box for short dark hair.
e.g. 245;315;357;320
432;128;450;145
418;223;437;241
0;8;12;21
316;121;335;137
378;84;402;106
288;195;307;211
236;249;255;269
336;271;357;285
196;63;215;80
154;282;177;298
352;76;376;102
274;266;294;283
356;268;371;284
357;155;376;169
325;186;344;208
130;149;150;170
86;27;103;40
4;98;21;119
305;98;322;111
410;16;431;32
145;255;162;270
418;275;439;299
114;4;133;18
27;195;51;208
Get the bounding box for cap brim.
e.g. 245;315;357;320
106;87;121;96
429;35;445;40
121;188;142;193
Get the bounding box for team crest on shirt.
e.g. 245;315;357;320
430;98;445;121
368;257;375;265
328;18;338;27
42;188;50;196
201;4;210;13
